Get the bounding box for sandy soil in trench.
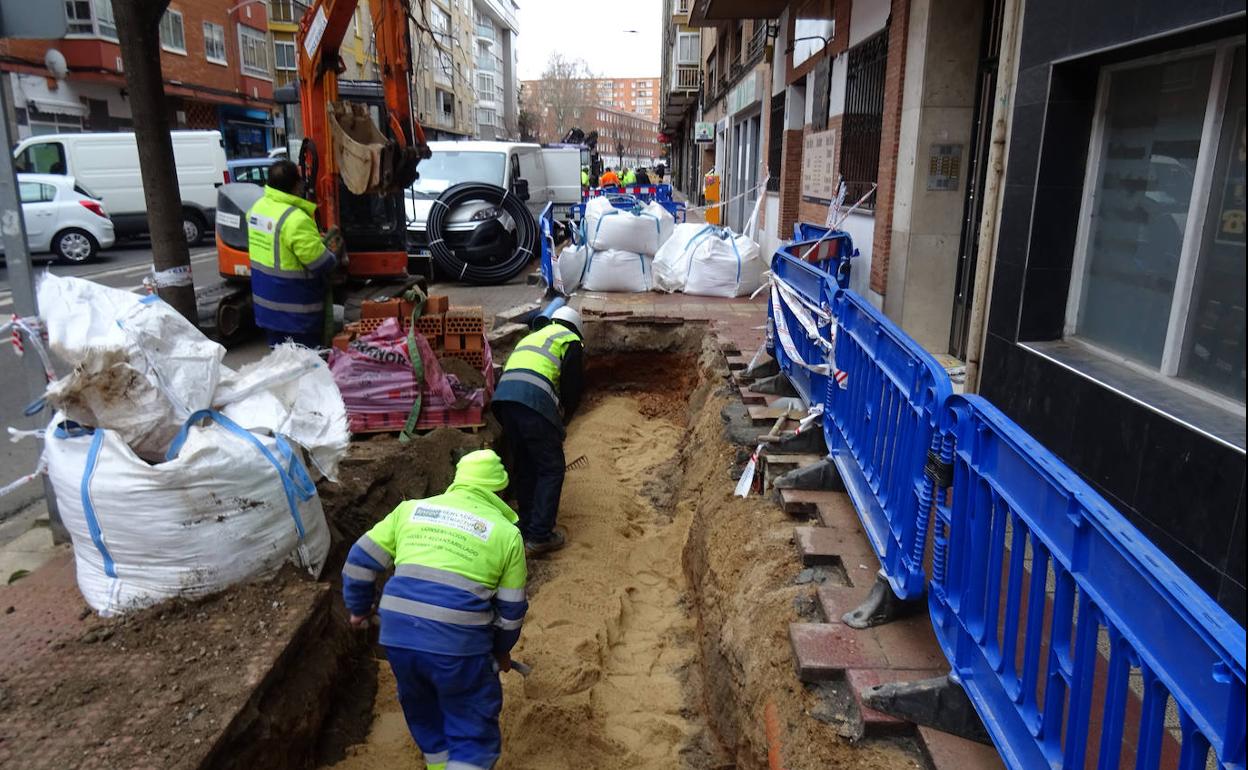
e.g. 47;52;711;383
326;393;718;770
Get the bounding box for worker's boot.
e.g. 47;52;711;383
524;526;567;557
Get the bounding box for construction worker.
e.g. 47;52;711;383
246;159;343;348
598;166;621;188
635;167;651;185
580;165;590;187
491;307;585;555
342;449;527;770
621;167;637;185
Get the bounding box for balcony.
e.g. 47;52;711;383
475;23;495;41
673;0;691;16
671;64;699;92
269;0;303;24
687;0;785;26
475;54;497;72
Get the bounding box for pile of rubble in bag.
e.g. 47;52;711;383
555;195;766;297
329;295;493;434
8;274;350;616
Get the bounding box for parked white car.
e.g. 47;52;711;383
0;174;116;263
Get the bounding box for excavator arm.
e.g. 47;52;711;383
295;0;430;277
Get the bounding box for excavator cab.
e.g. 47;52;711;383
275;80;408;265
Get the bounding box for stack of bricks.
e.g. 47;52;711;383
442;307;487;371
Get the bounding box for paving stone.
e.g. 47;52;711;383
817;583;873;622
918;725;1005;769
779;488;848;517
815;494;861;529
846;668;944;737
738;383;766;404
794;525;879;567
815;585;949;669
789;622;889;682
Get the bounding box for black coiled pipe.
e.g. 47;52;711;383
426;182;537;285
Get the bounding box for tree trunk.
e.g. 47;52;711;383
112;0;198;324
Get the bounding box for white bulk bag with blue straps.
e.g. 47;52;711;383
684;227;764;297
44;410;330;615
582;248;653;293
653;222;713;292
583;196;673;255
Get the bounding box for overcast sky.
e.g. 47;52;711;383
515;0;662;81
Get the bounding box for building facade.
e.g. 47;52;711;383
472;0;519;139
659;0;1246;624
411;0;477;140
523;79;663;167
1;0;276;156
590;77;661;123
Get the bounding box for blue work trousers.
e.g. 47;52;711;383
385;645;502;770
495;402;565;542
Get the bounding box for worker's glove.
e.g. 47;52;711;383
493;651;512;673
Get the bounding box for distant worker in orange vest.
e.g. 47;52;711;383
598;167;621;188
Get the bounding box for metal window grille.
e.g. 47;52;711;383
841;30;887;209
767;92;784;192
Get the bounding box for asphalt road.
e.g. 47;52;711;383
0;241;219;520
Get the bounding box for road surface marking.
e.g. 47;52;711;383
0;249;218;309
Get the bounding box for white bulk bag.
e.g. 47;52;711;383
582;249;653;293
643;201;675;251
653;223;714;292
584;196;668;255
45;410;331;615
554;244;589;295
684;228;766;298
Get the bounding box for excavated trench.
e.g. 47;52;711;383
200;320;920;770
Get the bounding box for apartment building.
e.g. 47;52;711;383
660;0;1246;625
409;0;476;140
0;0;277;156
522;79;662;166
472;0;519;139
590;77;661;123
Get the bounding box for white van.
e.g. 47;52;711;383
12;131;229;244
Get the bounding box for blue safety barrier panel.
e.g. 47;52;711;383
582;184;687;222
780;222;857;289
824;288;953;601
929;395;1246;770
538;202;556;289
767;249;835;407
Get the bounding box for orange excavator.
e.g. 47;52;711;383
211;0;430;337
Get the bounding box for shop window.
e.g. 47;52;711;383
239;26;271;78
840;30;887;208
204;22;227;65
159;9;185;54
1068;41;1246;404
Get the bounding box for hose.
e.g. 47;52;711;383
426;182;538;285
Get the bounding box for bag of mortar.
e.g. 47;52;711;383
582;248;653;293
44;410;331;615
653;222;714;292
555;244;589;294
683;227;765;298
583;197;672;255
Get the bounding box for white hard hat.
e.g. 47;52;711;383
551;306;584;337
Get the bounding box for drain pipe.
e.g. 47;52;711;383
963;0;1022;393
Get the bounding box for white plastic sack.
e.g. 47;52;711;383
554;244;589;295
584;196;669;255
582;249;653;293
38;275;225;459
685;228;764;297
653;223;712;292
45;411;331;615
643;201;675;251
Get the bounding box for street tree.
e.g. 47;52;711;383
112;0;197;324
529;53;594;142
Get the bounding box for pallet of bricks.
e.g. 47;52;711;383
334;294;492;434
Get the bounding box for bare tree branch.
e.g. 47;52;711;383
524;53;595;143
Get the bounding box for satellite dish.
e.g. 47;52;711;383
45;48;68;80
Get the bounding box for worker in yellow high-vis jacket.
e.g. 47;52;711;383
342;449;527;770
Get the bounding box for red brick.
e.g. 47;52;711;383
918;725;1005;769
847;668;945;737
789;622;889;682
738;383;767;405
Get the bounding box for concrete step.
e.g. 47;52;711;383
794;525;878;567
918;726;1004;769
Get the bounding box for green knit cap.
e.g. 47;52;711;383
453;449;509;492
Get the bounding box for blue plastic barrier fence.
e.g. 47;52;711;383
767;249;835;407
583;184;688;222
929;395;1246;770
538;202;555;289
784;222;857;289
824;288;953;601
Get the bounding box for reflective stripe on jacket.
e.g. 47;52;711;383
493;324;581;429
342;486;528;656
247;186;336;334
